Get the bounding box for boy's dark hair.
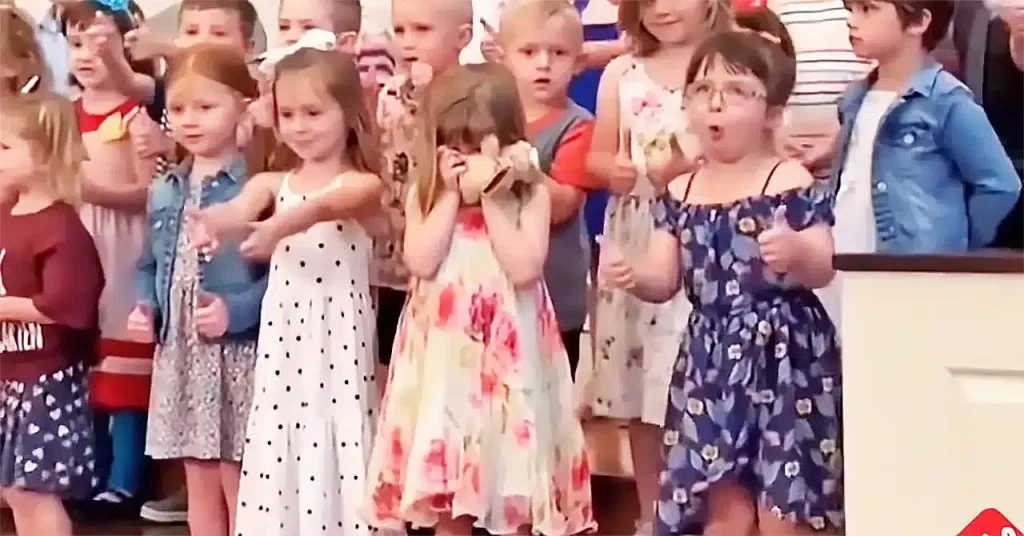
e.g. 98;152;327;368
846;0;953;51
331;0;363;35
178;0;258;41
735;7;796;60
685;30;796;108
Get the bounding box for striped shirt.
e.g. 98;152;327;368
771;0;874;132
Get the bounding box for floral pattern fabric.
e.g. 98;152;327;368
364;208;596;535
653;187;844;534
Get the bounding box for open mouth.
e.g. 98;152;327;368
708;125;725;141
533;77;551;86
404;55;419;64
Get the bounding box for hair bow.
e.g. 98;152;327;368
257;29;337;76
95;0;131;15
20;75;40;94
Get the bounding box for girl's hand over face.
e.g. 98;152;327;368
126;303;154;342
438;146;467;191
195;292;229;339
758;206;801;273
597;237;636;290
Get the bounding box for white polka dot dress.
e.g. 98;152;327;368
234;174;378;536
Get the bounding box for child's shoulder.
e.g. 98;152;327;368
763;159;815;196
601;54;636;82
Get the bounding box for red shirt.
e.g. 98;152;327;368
0;202;105;381
526;109;597;191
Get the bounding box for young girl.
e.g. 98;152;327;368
190;47;383;535
364;64;595;536
61;1;159;509
601;30;843;536
0;5;49;96
0;92;105;536
126;44;268;536
581;0;731;533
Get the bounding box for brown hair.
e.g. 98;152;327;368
685;30;796;107
0;93;87;204
272;48;380;175
330;0;362;35
416;63;528;213
63;1;156;80
0;5;48;95
845;0;952;51
734;8;795;60
498;0;584;51
620;0;733;57
165;44;280;174
179;0;259;41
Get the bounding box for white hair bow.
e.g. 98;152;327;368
257;29;337;76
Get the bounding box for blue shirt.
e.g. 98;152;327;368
135;154;269;344
830;60;1021;252
36;8;73;97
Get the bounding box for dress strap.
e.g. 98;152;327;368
681;168;699;203
759;160;785;195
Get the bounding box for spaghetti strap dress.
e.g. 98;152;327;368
654;165;844;534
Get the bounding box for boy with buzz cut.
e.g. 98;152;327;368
278;0;362;52
372;0;473;391
833;0;1020;255
499;0;597;379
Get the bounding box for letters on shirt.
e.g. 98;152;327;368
0;247;45;353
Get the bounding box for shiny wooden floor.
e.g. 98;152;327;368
0;475;639;535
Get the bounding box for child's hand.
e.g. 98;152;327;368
608;129;638;195
784;134;834;175
126;303;155;341
185;211;223;257
597;237;635;290
239;220;280;261
84;13;121;59
129;111;171;160
195;292;229;339
647;135;694;191
758;206;801;273
125;24;168;60
479;19;504;63
438;146;467;191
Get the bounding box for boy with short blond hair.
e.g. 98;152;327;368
278;0;362;52
500;0;597;376
372;0;473;378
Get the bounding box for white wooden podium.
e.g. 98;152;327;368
835;252;1024;535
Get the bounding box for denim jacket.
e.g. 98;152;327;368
135;154;269;344
830;60;1021;252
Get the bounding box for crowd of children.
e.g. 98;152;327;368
0;1;1020;536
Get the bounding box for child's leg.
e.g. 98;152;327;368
703;482;757;536
92;412;113;492
627;421;662;530
2;487;73;536
183;459;228;535
435;513;474;536
107;410;148;496
219;461;242;536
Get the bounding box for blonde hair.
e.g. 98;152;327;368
416;63;528;213
498;0;584;51
273;47;381;175
0;6;49;94
0;93;86;204
620;0;733;57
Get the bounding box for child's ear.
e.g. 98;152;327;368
456;23;474;50
336;31;358;55
906;7;932;40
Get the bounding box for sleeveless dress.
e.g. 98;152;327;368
653;168;844;534
585;59;697;425
364;206;596;536
235;174;378;536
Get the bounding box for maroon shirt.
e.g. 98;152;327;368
0;201;104;382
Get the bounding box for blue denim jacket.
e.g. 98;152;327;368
831;61;1021;252
135;154;268;344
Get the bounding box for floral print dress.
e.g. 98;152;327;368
585;59;699;425
364;208;596;536
653;184;844;534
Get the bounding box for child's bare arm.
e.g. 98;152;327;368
261;172;383;242
482;185;552;289
198;172;283;237
402;188;460;280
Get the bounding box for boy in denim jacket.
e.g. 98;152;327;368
830;0;1020;253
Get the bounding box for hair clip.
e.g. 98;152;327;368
256;29;337;77
20;75;39;94
94;0;131;15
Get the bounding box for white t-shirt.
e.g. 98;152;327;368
818;90;898;329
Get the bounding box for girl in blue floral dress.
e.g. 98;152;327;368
600;30;843;536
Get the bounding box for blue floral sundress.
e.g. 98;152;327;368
653;176;844;534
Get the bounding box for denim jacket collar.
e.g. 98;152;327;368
840;59;946;114
167;152;247;185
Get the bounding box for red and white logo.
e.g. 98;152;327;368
959;509;1022;536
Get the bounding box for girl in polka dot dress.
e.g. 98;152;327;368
191;47;383;536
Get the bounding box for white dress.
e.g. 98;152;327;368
235;173;378;536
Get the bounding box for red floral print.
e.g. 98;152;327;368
437;285;456;327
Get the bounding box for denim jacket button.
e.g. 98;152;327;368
153;220;162;229
211;180;219;188
877;182;887;193
902;133;915;145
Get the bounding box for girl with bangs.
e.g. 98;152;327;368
601;30;844;536
0;4;49;97
189;46;383;535
128;44;269;536
363;63;594;536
